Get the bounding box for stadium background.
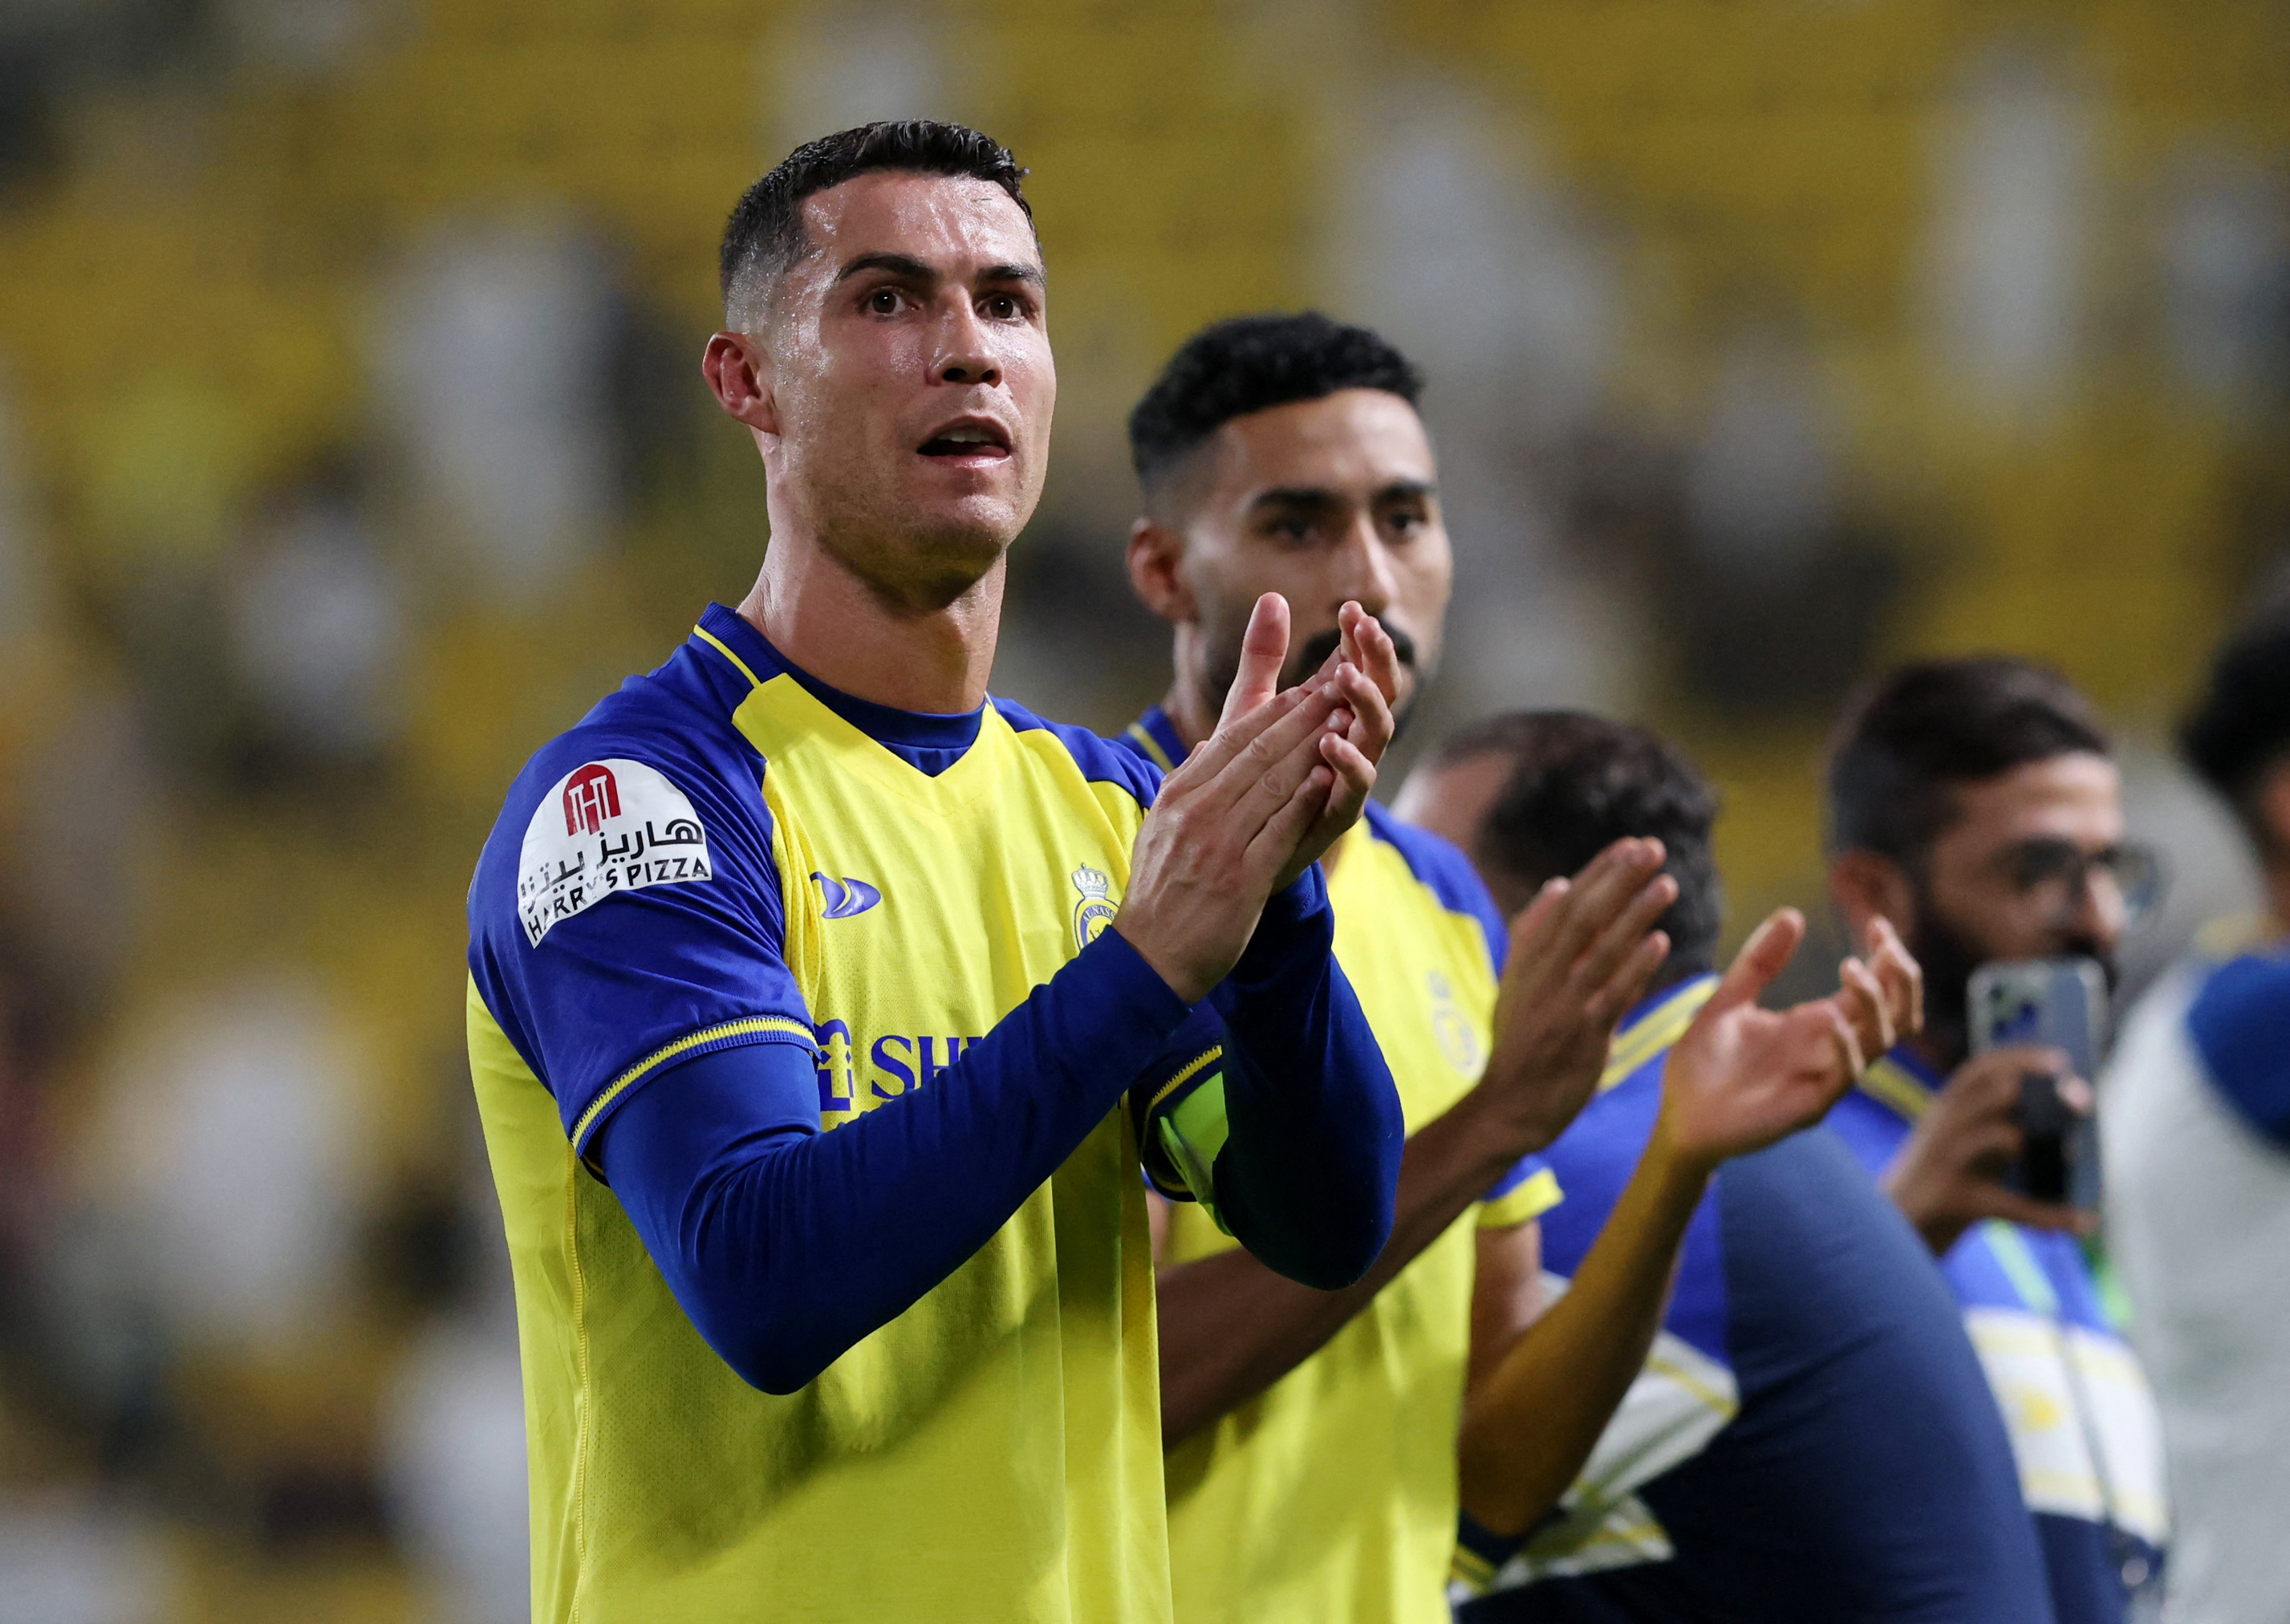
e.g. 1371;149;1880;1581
0;1;2283;1618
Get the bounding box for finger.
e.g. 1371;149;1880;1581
1973;1188;2097;1236
1866;916;1924;1037
1548;838;1669;966
1587;930;1671;1026
1243;759;1335;879
1504;878;1571;967
2057;1074;2093;1116
1707;907;1806;1013
1346;602;1403;708
1179;676;1314;790
1218;593;1293;729
1573;872;1679;994
1203;680;1348;821
1822;1001;1866;1089
1837;957;1897;1058
1314;729;1377;823
1332;659;1395;767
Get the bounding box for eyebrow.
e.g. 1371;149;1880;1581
1249;478;1438;512
830;252;1046;289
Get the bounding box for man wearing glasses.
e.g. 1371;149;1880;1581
1821;658;2167;1624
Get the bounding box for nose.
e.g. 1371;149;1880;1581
2060;864;2126;950
933;300;1001;388
1329;514;1399;620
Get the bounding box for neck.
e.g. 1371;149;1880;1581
1903;1028;1958;1078
2267;860;2290;943
740;534;1004;713
1160;629;1224;757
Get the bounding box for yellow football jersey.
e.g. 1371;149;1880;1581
466;608;1183;1623
1124;707;1557;1624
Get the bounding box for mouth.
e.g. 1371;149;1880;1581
916;416;1013;461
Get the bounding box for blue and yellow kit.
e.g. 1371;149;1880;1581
465;608;1391;1624
1119;706;1556;1624
1457;978;2057;1623
1831;1049;2169;1624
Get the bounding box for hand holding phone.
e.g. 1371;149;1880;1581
1882;1045;2097;1255
1970;960;2105;1212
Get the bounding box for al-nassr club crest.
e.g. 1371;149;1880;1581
1071;865;1119;952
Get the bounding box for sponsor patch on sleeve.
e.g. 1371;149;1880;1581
517;758;713;946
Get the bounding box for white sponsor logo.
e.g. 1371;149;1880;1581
517;758;712;946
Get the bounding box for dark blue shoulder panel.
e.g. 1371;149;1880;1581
467;644;814;1150
2188;952;2290;1147
993;697;1164;810
1362;800;1508;974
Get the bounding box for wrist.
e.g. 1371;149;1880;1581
1643;1110;1724;1191
1231;866;1331;986
1447;1081;1555;1165
1110;916;1214;1006
1878;1162;1964;1255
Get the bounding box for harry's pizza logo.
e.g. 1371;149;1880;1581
562;763;621;835
517;758;712;947
1071;865;1119;952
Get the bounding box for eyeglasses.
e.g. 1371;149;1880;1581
1992;838;2166;928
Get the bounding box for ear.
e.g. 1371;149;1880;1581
2260;757;2290;860
703;331;778;436
1126;516;1196;627
1829;848;1918;942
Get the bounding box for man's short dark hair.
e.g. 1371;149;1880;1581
1127;312;1423;501
1825;657;2111;863
2181;604;2290;848
719;120;1033;327
1432;712;1724;977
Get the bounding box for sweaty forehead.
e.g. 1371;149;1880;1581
793;171;1041;279
1197;389;1434;507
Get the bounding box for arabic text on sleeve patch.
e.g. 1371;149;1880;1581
518;759;713;947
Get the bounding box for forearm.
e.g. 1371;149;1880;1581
1159;1090;1533;1445
1457;1123;1712;1537
1207;869;1406;1289
604;929;1191;1393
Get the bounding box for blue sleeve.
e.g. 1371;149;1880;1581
467;735;817;1152
2187;952;2290;1148
1204;865;1407;1289
595;928;1194;1393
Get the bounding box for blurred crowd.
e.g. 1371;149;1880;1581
0;1;2286;1620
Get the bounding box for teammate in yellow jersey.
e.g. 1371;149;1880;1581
465;127;1415;1624
1116;313;1923;1624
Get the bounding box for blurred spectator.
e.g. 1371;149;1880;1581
2102;601;2290;1624
226;491;407;764
76;979;368;1356
372;220;618;604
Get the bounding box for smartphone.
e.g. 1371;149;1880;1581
1967;957;2106;1210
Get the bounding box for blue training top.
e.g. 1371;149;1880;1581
1828;1045;2167;1624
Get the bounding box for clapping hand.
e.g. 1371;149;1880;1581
1116;594;1396;1003
1656;911;1923;1171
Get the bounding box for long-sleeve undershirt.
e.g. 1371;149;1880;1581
597;875;1403;1394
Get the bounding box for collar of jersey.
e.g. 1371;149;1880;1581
1600;972;1718;1091
1123;704;1188;773
1859;1043;1940;1123
694;603;987;777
